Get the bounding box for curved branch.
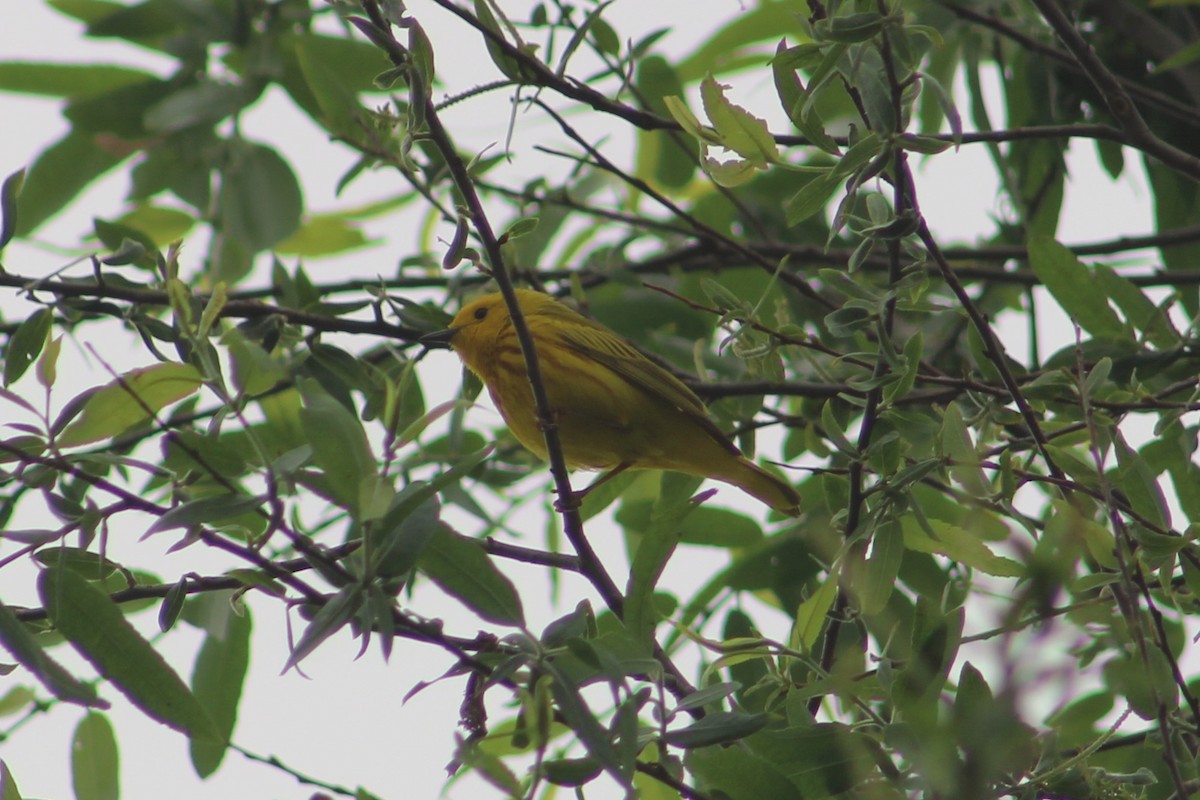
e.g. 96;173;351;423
1030;0;1200;183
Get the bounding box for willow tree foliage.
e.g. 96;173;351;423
2;1;1200;798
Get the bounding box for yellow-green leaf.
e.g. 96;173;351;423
700;75;779;165
903;519;1023;577
792;566;840;652
58;363;202;447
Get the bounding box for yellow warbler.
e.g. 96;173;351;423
422;289;800;516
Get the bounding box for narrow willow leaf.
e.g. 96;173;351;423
1027;236;1125;340
686;744;804;800
299;381;378;517
418;526;524;627
72;712;119;800
542;757;603;787
0;167;25;250
664;711;769;749
36;335;63;389
673;682;741;714
544;661;627;786
940;402;989;496
903;519;1023;577
0;599;105;708
473;0;526;81
793;567;840;652
283;586;363;673
861;518;904;615
1093;264;1179;348
38;567;221;741
145;493;266;536
189;601;251;777
3;307;52;387
625;495;694;645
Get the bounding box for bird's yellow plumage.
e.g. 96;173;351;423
424;289;800;516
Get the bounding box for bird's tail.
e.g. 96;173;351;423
716;458;801;516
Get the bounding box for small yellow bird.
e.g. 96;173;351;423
421;288;801;516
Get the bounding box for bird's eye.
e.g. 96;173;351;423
474;307;489;320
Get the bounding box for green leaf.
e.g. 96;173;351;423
745;721;883;796
903;519;1023;577
542;757;603;787
673;682;742;714
1027;235;1125;340
47;0;123;26
4;307;52;387
32;547;124;582
1095;137;1124;179
0;759;22;799
816;11;888;43
72;712;119;800
293;35;365;139
675;3;805;82
37;335;63;390
785;134;881;227
283;586;363;673
189;598;251;777
792;567;840;651
634;56;695;188
58;363;203;447
64;78;173;137
473;0;526;81
116;204;196;247
370;491;441;580
218;141;303;253
1111;436;1169;529
299;381;380;518
771;42;840;154
274;214;372;257
663;95;719;146
676;506;763;547
700;75;779;164
861;518;904;615
940;402;989;496
85;0;178;40
625;497;692;645
0;61;153;98
785;171;840;226
1103;652;1164;720
663;711;768;749
418;526;524;627
144;81;250;134
1093;264;1179;348
543;661;628;786
0;686;36;716
14;130;125;237
144;493;266;536
686;744;804;800
38;567;222;742
1151;38;1200;73
0;599;106;708
222;327;287;397
0;168;25;251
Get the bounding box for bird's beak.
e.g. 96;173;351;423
419;327;459;350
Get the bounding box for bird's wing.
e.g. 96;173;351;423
554;319;741;456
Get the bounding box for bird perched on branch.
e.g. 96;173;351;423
422;288;800;516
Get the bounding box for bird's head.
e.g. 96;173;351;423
420;289;556;362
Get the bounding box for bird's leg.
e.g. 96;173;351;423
552;462;633;512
